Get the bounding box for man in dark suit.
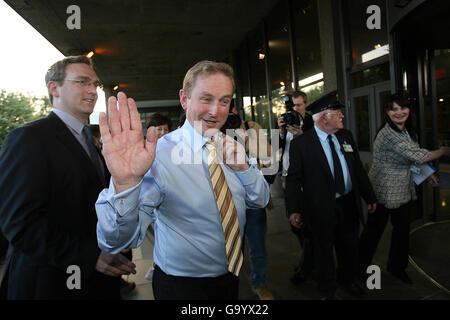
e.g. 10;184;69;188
286;91;377;300
0;55;136;299
277;91;314;284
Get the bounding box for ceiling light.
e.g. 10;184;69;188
258;53;265;60
439;98;444;102
86;51;94;58
280;81;285;86
361;44;389;63
113;85;119;91
298;72;324;87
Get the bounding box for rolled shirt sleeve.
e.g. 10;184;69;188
235;164;270;209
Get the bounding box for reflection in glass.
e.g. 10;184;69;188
354;95;370;151
435;49;450;215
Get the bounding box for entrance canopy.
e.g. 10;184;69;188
5;0;279;101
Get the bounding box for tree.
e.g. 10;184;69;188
0;90;51;148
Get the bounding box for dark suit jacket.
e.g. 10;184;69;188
0;112;118;299
285;128;376;233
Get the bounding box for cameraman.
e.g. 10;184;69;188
278;91;313;180
277;90;314;285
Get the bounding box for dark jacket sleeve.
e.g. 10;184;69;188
0;127;99;277
285;136;305;217
301;114;314;132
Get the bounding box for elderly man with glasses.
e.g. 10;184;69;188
285;91;377;300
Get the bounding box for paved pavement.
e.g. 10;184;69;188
122;173;450;300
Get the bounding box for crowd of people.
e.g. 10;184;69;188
0;55;449;300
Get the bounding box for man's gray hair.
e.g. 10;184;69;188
312;110;328;123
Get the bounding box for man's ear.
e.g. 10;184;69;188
179;89;188;111
47;81;60;99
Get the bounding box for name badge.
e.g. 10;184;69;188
342;142;353;153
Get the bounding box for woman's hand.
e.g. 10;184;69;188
426;174;440;187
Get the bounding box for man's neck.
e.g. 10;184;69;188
53;106;88;124
316;123;337;135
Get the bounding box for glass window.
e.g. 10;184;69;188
346;0;388;70
237;44;252;121
248;26;267;103
350;62;390;88
293;0;324;102
267;0;291;128
248;25;269;128
353;95;371;151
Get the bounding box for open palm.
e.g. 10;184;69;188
99;92;157;193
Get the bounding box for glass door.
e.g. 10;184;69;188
434;49;450;218
349;81;391;166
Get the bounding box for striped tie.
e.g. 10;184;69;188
205;138;243;276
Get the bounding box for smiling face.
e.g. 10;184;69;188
48;63;99;122
179;72;233;136
155;124;170;139
387;102;410;129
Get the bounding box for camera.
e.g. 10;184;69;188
281;94;300;127
220;100;242;134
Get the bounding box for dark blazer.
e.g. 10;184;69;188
0;112;117;299
286;128;376;232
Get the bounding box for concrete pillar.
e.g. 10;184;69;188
317;0;338;93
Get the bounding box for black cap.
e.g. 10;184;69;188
306;90;345;115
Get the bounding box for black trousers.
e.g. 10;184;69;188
152;265;239;300
290;224;314;275
358;202;412;274
284;186;314;275
312;192;360;298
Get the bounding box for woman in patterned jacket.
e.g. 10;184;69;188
358;93;450;284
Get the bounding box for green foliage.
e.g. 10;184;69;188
305;83;324;104
0;90;52;148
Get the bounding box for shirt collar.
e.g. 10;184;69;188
314;124;331;142
180;120;210;153
180;120;224;153
52;108;86;135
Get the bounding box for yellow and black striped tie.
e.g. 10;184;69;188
205;138;243;276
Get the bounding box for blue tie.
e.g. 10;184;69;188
82;125;105;183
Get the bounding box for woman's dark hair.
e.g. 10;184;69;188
145;112;172;130
377;92;418;141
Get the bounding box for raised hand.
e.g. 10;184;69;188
99;92;157;193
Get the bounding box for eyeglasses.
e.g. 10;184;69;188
65;79;103;89
326;110;343;117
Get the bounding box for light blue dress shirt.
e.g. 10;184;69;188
96;120;270;277
314;125;352;198
52;108;90;156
